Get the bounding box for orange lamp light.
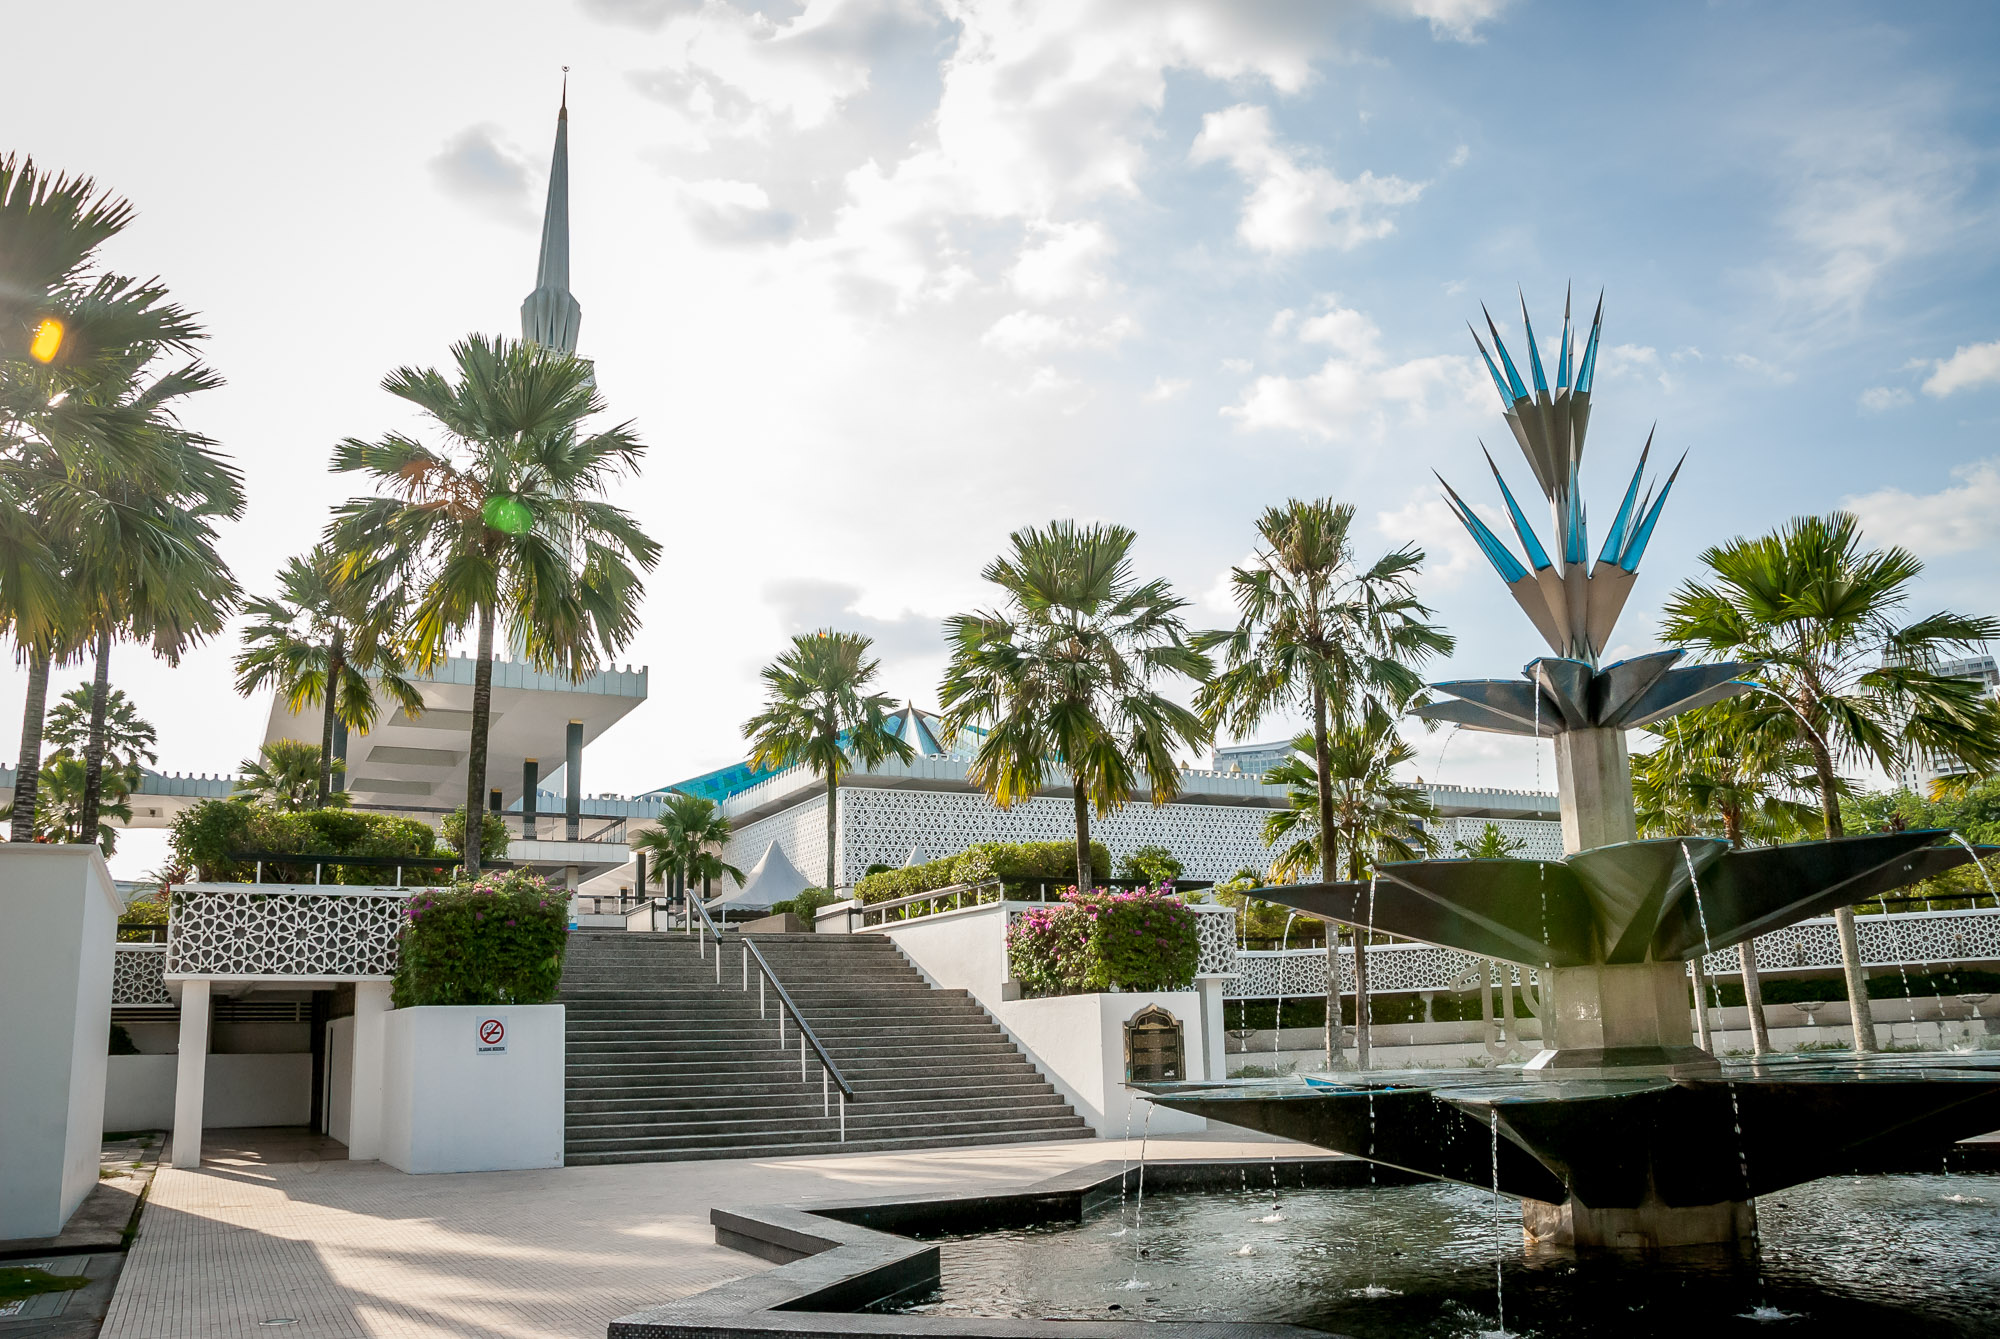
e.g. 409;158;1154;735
29;317;63;363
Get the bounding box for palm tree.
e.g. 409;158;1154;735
1196;498;1453;1067
234;739;331;812
1452;823;1526;859
234;547;423;808
1662;511;2000;1053
632;793;744;904
45;684;156;784
1263;707;1437;1069
35;754;131;853
1630;700;1826;1056
939;521;1213;892
2;155;230;841
327;335;660;876
745;631;913;894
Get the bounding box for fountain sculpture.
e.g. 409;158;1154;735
1140;294;2000;1249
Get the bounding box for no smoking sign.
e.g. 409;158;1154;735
475;1015;509;1055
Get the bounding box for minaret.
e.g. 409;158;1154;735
520;77;582;353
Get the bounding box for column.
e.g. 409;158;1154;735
522;758;539;840
170;978;212;1168
565;720;583;841
346;981;392;1161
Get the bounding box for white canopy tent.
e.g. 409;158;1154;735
709;841;811;913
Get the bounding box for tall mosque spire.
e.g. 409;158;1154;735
521;72;582;353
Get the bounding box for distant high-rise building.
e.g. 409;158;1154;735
1212;739;1293;779
1904;655;2000;792
520;85;581;354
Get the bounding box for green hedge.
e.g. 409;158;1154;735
856;840;1110;904
392;869;569;1008
168;798;438;883
1005;888;1200;997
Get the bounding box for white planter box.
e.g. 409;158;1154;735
993;990;1210;1136
380;1004;565;1173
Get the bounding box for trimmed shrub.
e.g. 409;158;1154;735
391;869;569;1008
1117;844;1184;885
168;798;438;884
1005;885;1199;997
769;886;836;929
856;839;1111;904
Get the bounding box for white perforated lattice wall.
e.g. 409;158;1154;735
112;945;172;1005
167;884;405;979
725;786;1283;888
1426;816;1566;861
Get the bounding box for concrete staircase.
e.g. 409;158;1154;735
560;930;1089;1164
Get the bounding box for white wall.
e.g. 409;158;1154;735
0;845;121;1239
878;904;1208;1134
104;1054;312;1132
379;1005;565;1173
327;1015;353;1146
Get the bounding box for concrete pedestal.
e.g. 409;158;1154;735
1527;961;1711;1071
1523;1195;1757;1250
1553;727;1638;853
0;845;121;1239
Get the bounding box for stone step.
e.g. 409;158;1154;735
564;1079;1058;1110
564;1093;1076;1124
563;1111;1087;1149
562;1126;1087;1166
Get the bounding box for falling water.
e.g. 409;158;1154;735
1433;725;1462;783
1683;843;1766;1294
1532;689;1542;793
1112;1101;1134;1236
1949;833;2000;910
1127;1101;1154;1286
1873;887;1948;1049
1488;1107;1507;1337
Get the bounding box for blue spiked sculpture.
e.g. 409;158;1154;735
1417;294;1754;739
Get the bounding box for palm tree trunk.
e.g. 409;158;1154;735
1723;811;1772;1055
318;628;345;809
78;629;112;847
1313;685;1344;1068
462;605;496;879
824;749;839;894
1072;774;1092;891
1804;730;1877;1052
11;648;53;842
1349;828;1371;1071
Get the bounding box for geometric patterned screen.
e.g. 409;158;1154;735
166;884;405;979
112;945;174;1005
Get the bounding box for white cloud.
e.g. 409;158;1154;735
1221;357;1254;374
981;310;1135;357
1226;304;1483;440
1008;220;1112;302
1728;352;1795;384
1922;339;2000;397
1593;343;1674;392
674;177;797;243
1146;377;1191;402
429;124;536;226
1846;458;2000;555
1189;104;1424;255
1859;386;1910;411
1372;490;1494;588
1403;0;1514;42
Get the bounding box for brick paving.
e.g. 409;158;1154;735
100;1129;1315;1339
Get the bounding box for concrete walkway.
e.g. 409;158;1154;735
101;1129;1316;1339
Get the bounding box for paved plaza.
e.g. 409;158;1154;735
98;1129;1316;1339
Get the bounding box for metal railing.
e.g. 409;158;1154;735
685;893;855;1138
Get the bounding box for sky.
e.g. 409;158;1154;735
7;0;2000;877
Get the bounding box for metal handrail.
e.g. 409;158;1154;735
680;892;853;1137
741;936;856;1134
857;879;1005;926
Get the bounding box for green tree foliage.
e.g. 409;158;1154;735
631;793;743;899
744;630;912;893
1629;700;1825;845
45;684;155;779
941;520;1212;892
1452;822;1527;859
1194;497;1451;1069
35;754;130;852
1117;843;1184;885
1264;708;1436;881
392;869;569;1008
2;155;243;843
233;547;422;808
233;739;335;812
168;796;437;883
1662;511;2000;1051
441;805;510;859
328;334;659;876
1848;776;2000;909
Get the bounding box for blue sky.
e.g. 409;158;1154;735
7;0;2000;866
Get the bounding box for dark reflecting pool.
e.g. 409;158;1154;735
892;1174;2000;1337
